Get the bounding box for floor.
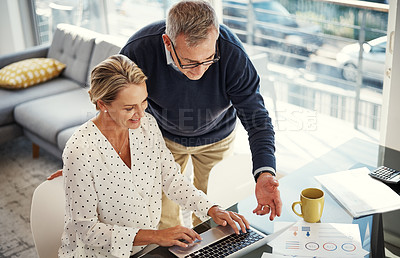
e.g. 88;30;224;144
0;100;398;257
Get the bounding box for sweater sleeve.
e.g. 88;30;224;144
226;48;276;178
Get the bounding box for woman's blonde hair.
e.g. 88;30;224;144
166;0;219;47
89;54;147;110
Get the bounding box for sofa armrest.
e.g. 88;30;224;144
0;43;50;69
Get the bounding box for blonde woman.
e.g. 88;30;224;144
58;54;249;257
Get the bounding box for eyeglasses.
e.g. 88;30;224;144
170;40;220;69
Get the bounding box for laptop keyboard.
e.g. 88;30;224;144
183;228;264;258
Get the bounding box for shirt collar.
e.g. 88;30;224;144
164;44;181;72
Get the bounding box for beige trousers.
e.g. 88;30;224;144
159;130;236;229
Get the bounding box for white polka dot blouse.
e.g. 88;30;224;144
58;113;214;257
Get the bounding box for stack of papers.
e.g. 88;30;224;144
315;167;400;218
267;221;368;257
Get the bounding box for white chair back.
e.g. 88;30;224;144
31;176;65;258
207;154;255;209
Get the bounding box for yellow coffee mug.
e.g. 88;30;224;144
292;188;324;223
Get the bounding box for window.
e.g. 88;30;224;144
221;0;387;132
32;0;179;44
29;0;387;170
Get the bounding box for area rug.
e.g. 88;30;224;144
0;136;61;257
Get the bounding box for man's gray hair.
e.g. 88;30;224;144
166;0;219;47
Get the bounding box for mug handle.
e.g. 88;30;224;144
292;201;303;218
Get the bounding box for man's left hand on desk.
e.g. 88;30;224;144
253;173;282;220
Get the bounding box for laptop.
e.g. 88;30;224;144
168;223;293;258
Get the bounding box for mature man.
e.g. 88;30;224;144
120;0;282;229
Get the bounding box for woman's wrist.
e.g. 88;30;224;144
207;205;221;217
134;229;158;246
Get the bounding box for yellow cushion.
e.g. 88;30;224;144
0;58;66;90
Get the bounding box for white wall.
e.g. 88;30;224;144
0;0;26;55
380;0;400;153
379;1;400;252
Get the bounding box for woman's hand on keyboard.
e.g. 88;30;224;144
208;206;250;235
135;226;202;248
158;226;202;247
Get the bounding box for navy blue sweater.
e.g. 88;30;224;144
120;21;276;177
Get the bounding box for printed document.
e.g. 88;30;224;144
268;221;368;257
315;167;400;218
